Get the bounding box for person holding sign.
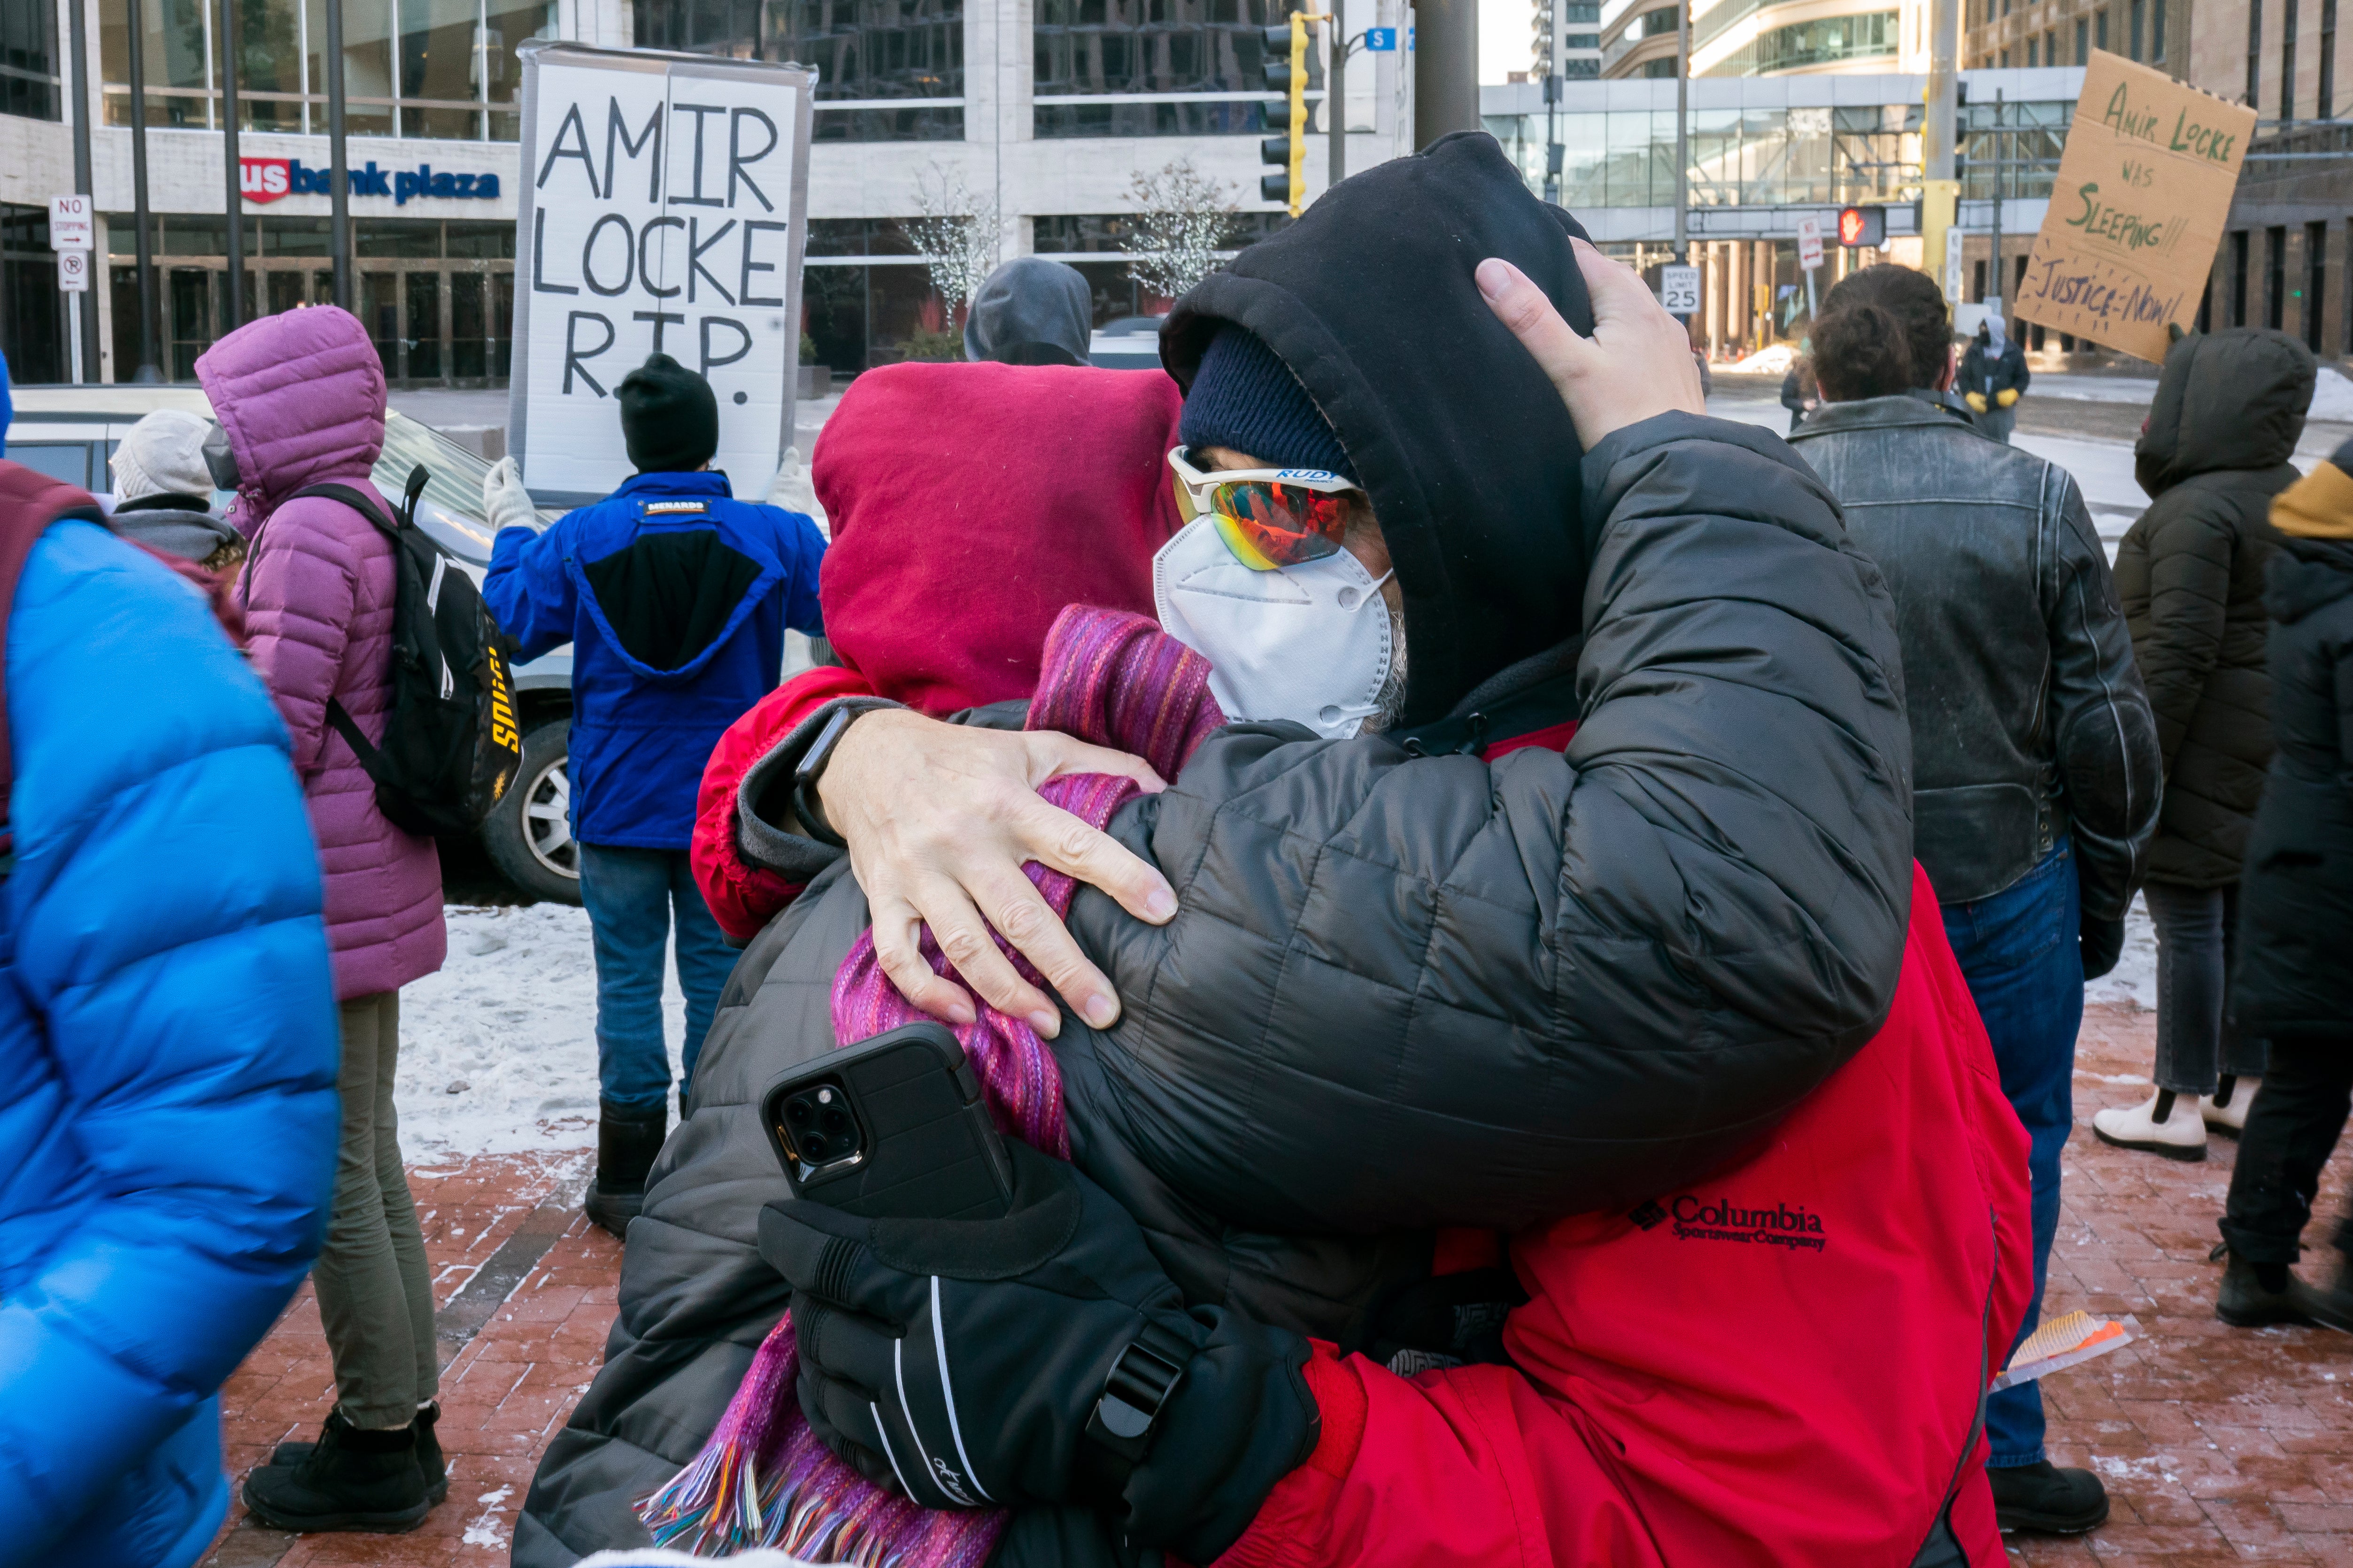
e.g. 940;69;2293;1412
483;354;827;1239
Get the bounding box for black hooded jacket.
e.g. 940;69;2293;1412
2115;328;2314;886
2235;447;2353;1039
516;134;1917;1565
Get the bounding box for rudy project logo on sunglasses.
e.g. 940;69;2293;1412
1273;468;1347;484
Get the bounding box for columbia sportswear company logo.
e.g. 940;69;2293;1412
1631;1193;1829;1253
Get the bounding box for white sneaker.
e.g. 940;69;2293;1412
2202;1080;2260;1136
2093;1090;2209;1161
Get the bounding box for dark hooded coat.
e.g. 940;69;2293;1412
2234;446;2353;1039
516;132;1916;1565
2115;328;2316;887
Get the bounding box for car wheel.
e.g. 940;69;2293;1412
482;717;582;904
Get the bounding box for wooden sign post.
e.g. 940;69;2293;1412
2015;51;2254;363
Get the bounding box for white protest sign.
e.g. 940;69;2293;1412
510;42;814;501
1659;263;1700;315
49;195;92;251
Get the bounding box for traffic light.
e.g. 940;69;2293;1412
1837;204;1887;248
1260;13;1326;217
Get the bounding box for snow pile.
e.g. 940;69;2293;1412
1728;343;1796;374
2083;894;2157;1012
2309;366;2353;423
395;903;688;1159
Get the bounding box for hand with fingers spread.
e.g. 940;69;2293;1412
1475;238;1709;448
758;1139;1319;1559
815;707;1178;1038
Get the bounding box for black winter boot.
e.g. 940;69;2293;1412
269;1401;447;1503
1988;1460;2110;1534
241;1407;430;1533
584;1098;669;1239
2217;1251;2314;1328
2293;1259;2353;1333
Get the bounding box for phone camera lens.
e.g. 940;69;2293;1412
786;1098;813;1125
803;1133;829;1160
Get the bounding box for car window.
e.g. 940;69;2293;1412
377;412;499;565
10;441;92;489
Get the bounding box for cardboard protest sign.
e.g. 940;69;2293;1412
510;41;813;503
2015;50;2253;363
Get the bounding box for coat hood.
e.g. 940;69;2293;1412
812;361;1186;714
964;257;1094;367
2135;328;2314;497
2267;533;2353;623
1159;131;1596;727
195;305;386;528
107;494;240;562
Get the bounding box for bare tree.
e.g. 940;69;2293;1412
905;164;1002;318
1124;159;1240;304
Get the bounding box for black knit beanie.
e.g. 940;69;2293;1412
1178;325;1355;479
617;354;720;473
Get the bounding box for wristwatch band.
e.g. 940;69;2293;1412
1084;1322;1193;1464
792;705;856;848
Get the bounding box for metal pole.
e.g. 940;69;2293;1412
123;0;162;382
1990;87;2003;311
67;0;99;381
1674;0;1689;261
1329;22;1346;187
1920;0;1959;298
1412;0;1479;145
1544;72;1560;202
219;0;244;331
324;0;352;309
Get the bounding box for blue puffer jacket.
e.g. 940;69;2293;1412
0;516;339;1568
484;470;825;850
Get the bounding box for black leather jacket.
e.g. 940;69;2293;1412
1792;393;2161;917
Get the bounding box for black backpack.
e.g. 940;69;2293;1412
293;468;523;837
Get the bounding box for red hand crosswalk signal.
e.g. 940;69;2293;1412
1837;205;1886;248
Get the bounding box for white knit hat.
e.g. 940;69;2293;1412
109;408;217;503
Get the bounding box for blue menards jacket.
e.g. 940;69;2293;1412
484;470;826;849
0;516;339;1568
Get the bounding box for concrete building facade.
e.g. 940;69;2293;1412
0;0;1417;384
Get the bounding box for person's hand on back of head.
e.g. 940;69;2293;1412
483;455;539;534
1475;238;1707;448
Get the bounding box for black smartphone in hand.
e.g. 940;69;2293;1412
761;1021;1016;1221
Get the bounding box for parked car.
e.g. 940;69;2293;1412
10;385;584;903
1089;313;1169;371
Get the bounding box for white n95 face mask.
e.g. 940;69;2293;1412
1152;516;1396;739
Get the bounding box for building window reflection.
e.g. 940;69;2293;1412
99;0;557;140
1034;0;1311;138
633;0;965;142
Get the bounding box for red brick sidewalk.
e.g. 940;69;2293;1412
202;1002;2353;1565
203;1152;618;1567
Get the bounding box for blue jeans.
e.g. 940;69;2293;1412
576;844;736;1114
1939;840;2083;1470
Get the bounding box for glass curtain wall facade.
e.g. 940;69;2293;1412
1484;101;1935;208
107;215;515;384
0;0;62;120
0;204;65;383
99;0;557;138
634;0;964;139
1034;0;1311;137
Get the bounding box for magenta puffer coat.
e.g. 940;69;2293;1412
201;307;445;1000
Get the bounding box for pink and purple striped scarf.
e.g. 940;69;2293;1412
637;605;1224;1565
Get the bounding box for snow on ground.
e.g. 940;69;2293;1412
396;903;688;1160
2085;895;2159;1013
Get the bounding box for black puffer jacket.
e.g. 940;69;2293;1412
2234;452;2353;1040
2115;328;2314;887
515;413;1914;1565
517;137;1914;1565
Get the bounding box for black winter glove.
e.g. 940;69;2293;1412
2081;911;2127;981
758;1139;1319;1562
